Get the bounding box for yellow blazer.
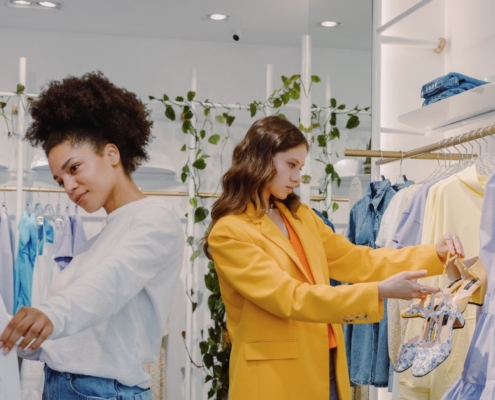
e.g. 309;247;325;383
208;202;444;400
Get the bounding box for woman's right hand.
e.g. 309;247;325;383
0;306;53;355
378;270;439;300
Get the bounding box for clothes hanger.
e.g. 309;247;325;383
373;151;386;182
394;152;408;184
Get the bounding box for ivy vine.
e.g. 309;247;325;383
0;84;33;138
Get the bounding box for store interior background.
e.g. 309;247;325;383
1;0;495;399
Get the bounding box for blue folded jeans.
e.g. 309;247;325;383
42;365;151;400
422;82;478;106
421;72;487;98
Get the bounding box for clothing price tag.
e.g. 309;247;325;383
0;297;21;400
348;176;363;210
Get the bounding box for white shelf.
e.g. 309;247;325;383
398;82;495;131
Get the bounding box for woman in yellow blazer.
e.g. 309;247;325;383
204;116;464;400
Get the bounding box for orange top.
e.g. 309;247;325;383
281;213;337;349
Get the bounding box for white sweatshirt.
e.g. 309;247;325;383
34;197;184;388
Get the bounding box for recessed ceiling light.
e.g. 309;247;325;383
12;1;31;4
320;21;341;28
37;1;58;7
208;14;228;21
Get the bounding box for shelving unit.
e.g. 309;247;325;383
398;82;495;131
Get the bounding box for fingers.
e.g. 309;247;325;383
443;233;465;258
403;270;428;281
0;307;53;355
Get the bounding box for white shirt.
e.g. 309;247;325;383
0;294;21;400
34;198;184;388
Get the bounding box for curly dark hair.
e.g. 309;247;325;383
25;71;153;175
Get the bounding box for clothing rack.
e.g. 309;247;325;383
0;186;349;203
344;123;495;165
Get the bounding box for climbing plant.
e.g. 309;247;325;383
0;84;33;138
151;75;370;400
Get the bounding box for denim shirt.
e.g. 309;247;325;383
347;179;397;248
344;179;397;387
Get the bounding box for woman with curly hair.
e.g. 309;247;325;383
204;115;465;400
0;72;184;400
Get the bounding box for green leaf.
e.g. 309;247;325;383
186;236;194;245
189;198;198;208
311;75;321;83
180;144;187;152
204;107;210;117
330;127;340;140
0;102;6;109
16;84;25;95
181;172;187;182
322;210;329;219
208;134;221;145
330;98;337;108
200;129;206;139
273;98;282;108
192;159;206;170
148;95;155;100
192;302;198;312
290;88;300;100
194;207;209;223
330;112;336;126
175;96;184;102
337;104;346;110
203;353;213;369
215;115;225;124
200;341;209;354
162;94;169;101
346;115;360;129
281;75;288;86
364;106;370;111
165;106;175;121
182;120;192;134
187;91;196;101
190;249;201;261
332;202;339;213
249;102;257;118
325;164;334;174
184;109;194;120
281;92;290;105
226;115;235;127
317;134;327;148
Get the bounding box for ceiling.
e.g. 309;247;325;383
0;0;372;50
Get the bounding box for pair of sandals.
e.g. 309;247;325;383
394;254;487;377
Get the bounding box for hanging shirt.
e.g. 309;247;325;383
0;295;21;400
20;219;55;400
400;164;487;400
345;179;397;388
53;214;72;270
32;198;183;389
70;214;87;256
13;211;37;313
442;169;495;399
0;206;15;314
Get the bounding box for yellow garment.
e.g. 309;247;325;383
208;201;444;400
399;165;487;400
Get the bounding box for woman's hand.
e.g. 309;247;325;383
0;307;53;355
436;233;465;263
378;270;439;300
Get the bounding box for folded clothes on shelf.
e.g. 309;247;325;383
422;82;479;106
421;72;488;99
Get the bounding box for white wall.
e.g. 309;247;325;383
0;27;371;400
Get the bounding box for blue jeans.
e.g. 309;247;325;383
42;366;151;400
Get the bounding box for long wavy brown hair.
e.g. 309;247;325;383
203;115;309;258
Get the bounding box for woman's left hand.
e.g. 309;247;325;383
436;233;465;263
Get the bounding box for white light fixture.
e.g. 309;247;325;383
320;21;341;28
37;1;58;7
207;13;228;21
12;1;31;4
